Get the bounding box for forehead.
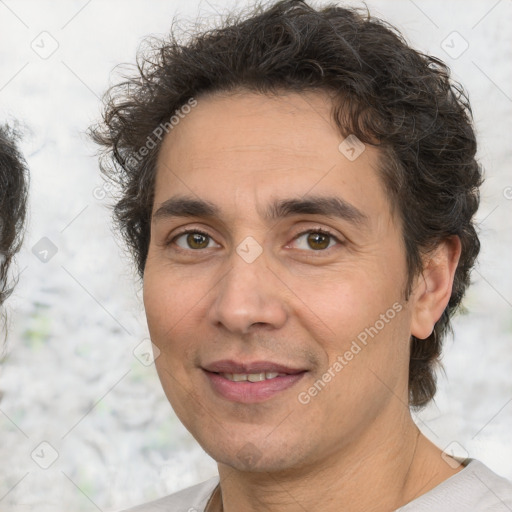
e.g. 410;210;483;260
154;90;391;224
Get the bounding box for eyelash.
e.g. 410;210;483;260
168;227;343;253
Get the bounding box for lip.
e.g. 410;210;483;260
202;360;307;404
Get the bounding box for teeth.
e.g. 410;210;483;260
221;372;283;382
247;373;266;382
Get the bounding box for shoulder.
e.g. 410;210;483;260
400;459;512;511
117;477;219;512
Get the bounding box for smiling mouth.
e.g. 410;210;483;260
202;361;307;403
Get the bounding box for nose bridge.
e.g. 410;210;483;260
209;245;287;333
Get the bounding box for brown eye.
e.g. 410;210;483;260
291;230;340;252
172;230;218;250
186;232;210;249
307;232;331;250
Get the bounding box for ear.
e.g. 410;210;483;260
410;236;462;340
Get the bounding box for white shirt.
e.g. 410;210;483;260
119;459;512;511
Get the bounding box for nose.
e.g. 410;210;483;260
207;248;288;335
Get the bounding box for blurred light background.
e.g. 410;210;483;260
0;0;511;510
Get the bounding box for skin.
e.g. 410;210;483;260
143;90;463;511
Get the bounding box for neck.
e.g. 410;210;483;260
214;409;461;512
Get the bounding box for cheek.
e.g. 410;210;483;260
143;265;214;399
143;271;200;414
143;274;169;339
143;264;205;336
143;275;186;379
284;267;386;340
285;266;409;383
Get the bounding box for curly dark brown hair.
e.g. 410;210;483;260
1;124;29;320
90;0;482;409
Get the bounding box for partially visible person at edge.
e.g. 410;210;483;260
0;124;29;342
91;1;512;510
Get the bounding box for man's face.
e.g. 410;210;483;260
144;91;418;472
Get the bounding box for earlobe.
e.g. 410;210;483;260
410;236;462;340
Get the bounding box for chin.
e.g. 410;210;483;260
200;433;310;474
217;452;298;473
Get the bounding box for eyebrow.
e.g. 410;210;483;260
153;195;368;227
